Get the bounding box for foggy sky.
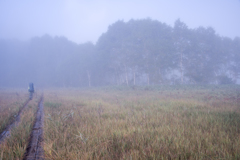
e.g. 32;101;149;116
0;0;240;44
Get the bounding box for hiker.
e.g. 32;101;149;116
28;83;34;100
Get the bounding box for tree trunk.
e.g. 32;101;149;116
115;67;119;85
133;72;136;85
180;52;183;84
87;70;91;87
124;64;128;86
147;74;150;86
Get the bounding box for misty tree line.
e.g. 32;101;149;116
0;19;240;88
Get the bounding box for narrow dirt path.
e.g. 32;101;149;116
24;95;44;160
0;99;30;144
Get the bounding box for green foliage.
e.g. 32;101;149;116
44;102;62;108
217;75;234;85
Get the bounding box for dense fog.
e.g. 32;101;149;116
0;19;240;88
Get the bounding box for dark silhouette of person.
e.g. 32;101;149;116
28;83;34;100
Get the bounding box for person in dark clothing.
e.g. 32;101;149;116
28;83;34;100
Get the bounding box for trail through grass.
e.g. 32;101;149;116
0;96;38;159
0;91;27;133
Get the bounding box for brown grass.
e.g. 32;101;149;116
43;86;240;159
0;90;27;133
0;90;38;159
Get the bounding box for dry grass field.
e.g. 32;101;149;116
0;86;239;159
0;90;39;159
42;85;240;159
0;90;27;134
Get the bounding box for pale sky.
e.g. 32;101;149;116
0;0;240;44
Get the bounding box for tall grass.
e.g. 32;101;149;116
43;86;240;159
0;91;27;134
0;92;38;159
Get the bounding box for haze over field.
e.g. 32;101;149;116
0;2;240;158
0;0;240;88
